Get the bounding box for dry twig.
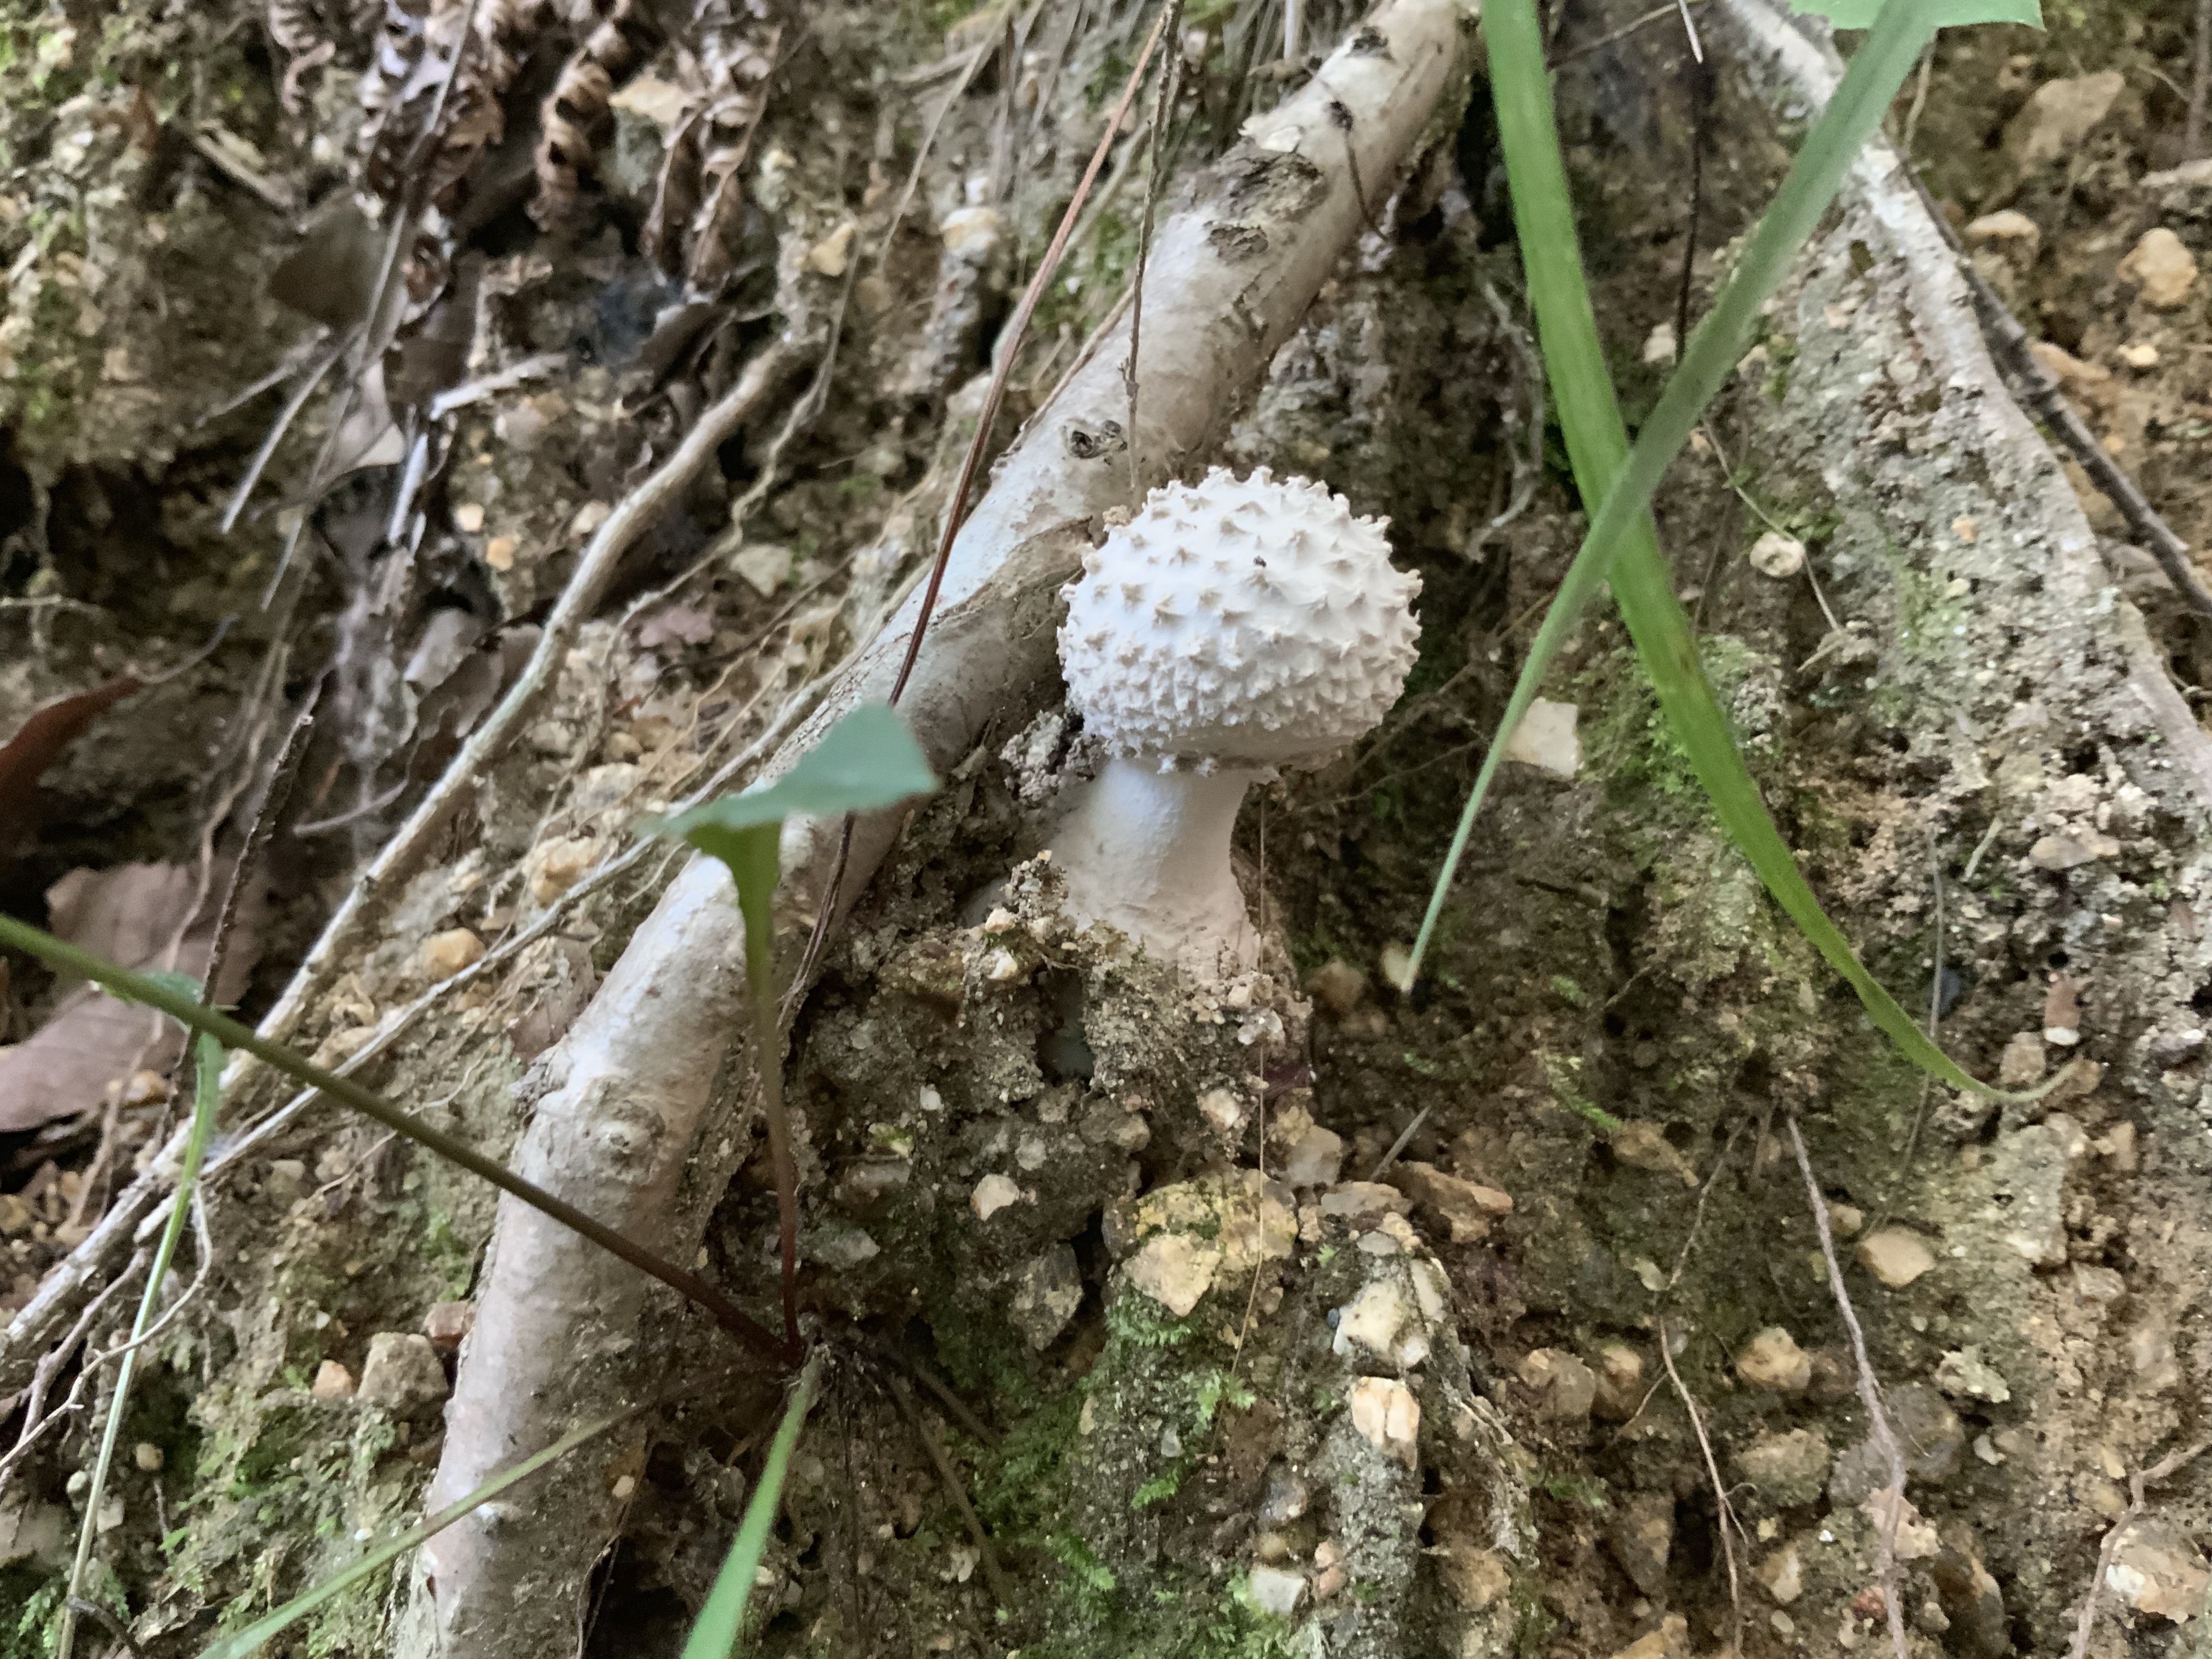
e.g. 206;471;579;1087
1910;177;2212;623
791;0;1180;994
1788;1118;1910;1659
2067;1440;2211;1659
1655;1319;1742;1654
248;335;808;1068
882;1366;1011;1607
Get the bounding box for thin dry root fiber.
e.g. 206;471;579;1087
401;3;1469;1652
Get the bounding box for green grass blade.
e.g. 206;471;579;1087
55;1032;225;1659
199;1407;644;1659
0;912;793;1361
1409;0;2019;1095
681;1353;822;1658
652;703;937;843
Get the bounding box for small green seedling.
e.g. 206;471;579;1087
649;701;937;1342
679;1356;822;1658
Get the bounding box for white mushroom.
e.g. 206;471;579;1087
1051;466;1421;973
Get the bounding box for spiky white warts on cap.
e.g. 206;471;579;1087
1058;467;1423;770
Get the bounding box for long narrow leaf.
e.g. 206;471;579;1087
681;1353;822;1658
55;1032;224;1659
1410;0;2022;1097
199;1407;644;1659
0;913;792;1362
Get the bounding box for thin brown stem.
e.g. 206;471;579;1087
1908;171;2212;622
883;1368;1011;1606
748;930;801;1348
1655;1319;1741;1655
0;915;797;1368
1125;0;1183;503
793;1;1176;993
2067;1440;2210;1659
888;1;1171;708
2190;0;2212;161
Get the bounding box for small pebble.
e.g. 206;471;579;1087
1517;1347;1598;1420
1857;1228;1936;1289
356;1332;449;1415
1736;1327;1812;1393
1347;1376;1419;1468
1590;1341;1645;1422
1757;1543;1804;1606
1303;958;1367;1018
311;1360;356;1401
970;1173;1023;1220
1997;1031;2046;1087
424;1300;477;1352
132;1442;163;1472
1749;531;1806;578
1377;941;1415;992
1963;208;2041;261
2118;227;2198;309
420;928;486;979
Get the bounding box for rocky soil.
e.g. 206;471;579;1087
3;2;2212;1658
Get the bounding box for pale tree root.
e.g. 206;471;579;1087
0;336;810;1406
402;3;1472;1653
1711;0;2212;1649
1718;0;2212;808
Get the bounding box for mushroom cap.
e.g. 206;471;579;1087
1058;467;1421;768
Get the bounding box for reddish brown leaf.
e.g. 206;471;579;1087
0;676;140;842
0;861;244;1132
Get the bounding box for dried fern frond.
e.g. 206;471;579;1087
532;0;664;230
638;0;780;291
268;0;340;117
356;0;536;211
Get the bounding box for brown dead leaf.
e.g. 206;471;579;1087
636;603;715;649
0;676;140;844
0;861;242;1132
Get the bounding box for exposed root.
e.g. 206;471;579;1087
405;4;1468;1646
1656;1318;1743;1656
1788;1118;1910;1659
2066;1440;2210;1659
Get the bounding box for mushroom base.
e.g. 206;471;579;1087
1047;757;1262;977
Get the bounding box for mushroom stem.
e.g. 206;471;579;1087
1051;757;1263;973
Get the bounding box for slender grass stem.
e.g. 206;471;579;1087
1408;0;2044;1100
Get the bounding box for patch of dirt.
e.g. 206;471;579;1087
8;2;2212;1658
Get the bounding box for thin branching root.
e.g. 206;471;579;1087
19;0;2212;1655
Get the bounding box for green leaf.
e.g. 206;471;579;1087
1413;0;2035;1098
1787;0;2038;24
652;704;938;963
654;703;938;841
55;1032;227;1659
200;1408;642;1659
681;1355;821;1659
1787;0;2040;25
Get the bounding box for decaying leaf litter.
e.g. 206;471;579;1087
5;0;2212;1656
